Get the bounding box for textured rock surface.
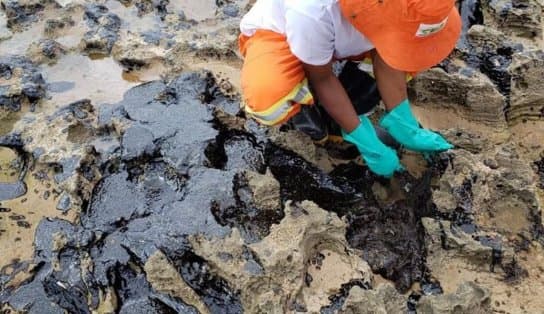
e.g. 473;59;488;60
144;250;209;314
1;0;45;27
112;32;166;71
481;0;542;40
80;4;121;56
417;282;492;314
432;147;541;238
0;56;46;111
27;38;66;64
508;50;544;123
191;200;373;313
340;283;407;314
409;67;507;128
0;11;12;40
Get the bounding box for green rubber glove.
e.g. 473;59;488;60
342;116;403;178
379;99;454;152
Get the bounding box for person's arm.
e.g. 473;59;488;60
302;62;360;132
303;60;402;177
371;50;407;110
372;50;454;152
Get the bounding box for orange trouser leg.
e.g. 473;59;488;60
239;30;314;126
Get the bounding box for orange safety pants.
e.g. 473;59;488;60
239;30;314;126
239;29;412;126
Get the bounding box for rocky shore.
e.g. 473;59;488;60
0;0;543;313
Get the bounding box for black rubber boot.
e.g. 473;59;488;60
338;61;381;115
288;104;328;143
326;61;400;148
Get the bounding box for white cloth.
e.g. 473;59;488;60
240;0;374;65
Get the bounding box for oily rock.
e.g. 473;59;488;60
144;250;209;314
0;56;46;111
481;0;542;40
80;4;121;56
422;218;494;270
190;200;373;313
27;39;67;64
211;170;282;242
111;32;166;71
417;281;492;314
432;147;540;238
19;98;101;201
1;0;45;27
340;283;407;314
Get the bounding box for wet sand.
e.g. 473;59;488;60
0;163;77;282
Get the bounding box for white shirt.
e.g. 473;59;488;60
240;0;374;66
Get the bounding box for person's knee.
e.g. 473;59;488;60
241;72;280;112
241;77;312;126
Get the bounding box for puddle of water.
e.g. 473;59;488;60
105;0;161;34
42;54;140;107
167;0;217;21
53;8;87;49
0;164;77;272
0;6;83;56
0;18;46;56
122;59;167;82
190;59;242;92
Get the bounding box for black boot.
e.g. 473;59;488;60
287;104;328;144
327;61;400;148
338;61;381;115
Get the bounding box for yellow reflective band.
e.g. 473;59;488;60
244;78;313;125
249;108;292;126
245;101;292;124
245;78;312;117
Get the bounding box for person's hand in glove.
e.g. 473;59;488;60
342;115;404;177
379;99;453;152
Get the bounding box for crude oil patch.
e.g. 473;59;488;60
265;145;373;217
265;140;444;292
457;0;484;50
2;72;247;313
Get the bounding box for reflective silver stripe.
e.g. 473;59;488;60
245;81;312;123
248;101;292;122
292;83;311;103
